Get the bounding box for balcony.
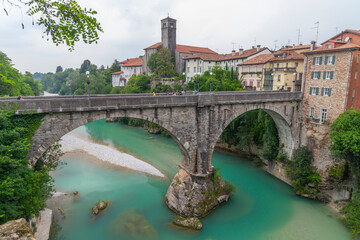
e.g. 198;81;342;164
274;67;296;73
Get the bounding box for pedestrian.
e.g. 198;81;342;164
153;92;156;96
17;95;23;100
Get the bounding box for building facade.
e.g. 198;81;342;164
302;30;360;123
111;58;143;87
238;53;274;90
184;46;272;82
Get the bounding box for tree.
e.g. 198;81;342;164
330;109;360;186
147;48;175;78
56;66;63;73
3;0;103;50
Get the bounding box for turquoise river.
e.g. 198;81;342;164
50;119;353;240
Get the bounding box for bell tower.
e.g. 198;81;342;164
161;17;177;56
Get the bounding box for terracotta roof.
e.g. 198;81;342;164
119;60;128;64
238;54;275;66
279;44;311;51
184;47;269;61
322;29;360;44
111;71;124;75
302;42;360;55
121;58;143;67
144;42;163;50
161;17;177;22
269;52;304;62
176;44;216;54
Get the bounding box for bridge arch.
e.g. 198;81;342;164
27;110;191;168
211;103;296;163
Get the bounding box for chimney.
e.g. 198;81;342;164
239;48;244;55
310;41;316;51
257;45;261;52
293;44;295;48
232;50;236;56
252;46;255;49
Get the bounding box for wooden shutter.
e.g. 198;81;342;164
310;87;313;94
317;71;321;79
319;56;323;65
325;56;328;65
332;56;336;64
330;71;334;79
313;57;316;65
311;72;314;79
328;88;332;96
323;71;326;79
321;88;324;96
316;87;319;95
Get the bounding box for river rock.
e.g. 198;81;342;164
92;201;110;216
173;217;202;230
165;168;230;218
218;195;230;204
0;218;35;240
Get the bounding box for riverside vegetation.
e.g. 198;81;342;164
0;105;63;225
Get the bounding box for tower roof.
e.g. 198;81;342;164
161;17;177;22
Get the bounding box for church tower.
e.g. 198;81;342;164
161;17;177;56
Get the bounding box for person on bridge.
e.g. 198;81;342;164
17;95;23;100
153;92;156;96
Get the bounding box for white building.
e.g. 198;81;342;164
183;46;272;82
112;58;143;87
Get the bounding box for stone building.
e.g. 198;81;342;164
111;58;143;87
142;17;216;75
237;53;274;90
300;29;360;180
184;46;272;82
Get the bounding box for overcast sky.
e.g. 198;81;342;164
0;0;359;73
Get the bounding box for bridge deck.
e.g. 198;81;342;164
1;91;302;114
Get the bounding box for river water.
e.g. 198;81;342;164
50;119;352;240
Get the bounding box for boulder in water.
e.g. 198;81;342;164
0;218;35;240
173;217;202;230
92;201;110;216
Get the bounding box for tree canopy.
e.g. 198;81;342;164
3;0;103;50
147;48;175;78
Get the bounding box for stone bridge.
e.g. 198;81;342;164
1;91;303;217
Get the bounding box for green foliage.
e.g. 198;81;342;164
0;51;42;97
0;108;62;224
285;147;321;193
188;66;243;92
121;75;150;94
147;48;175;78
220;109;279;161
25;0;103;50
330;109;360;187
328;163;349;183
223;180;236;195
341;191;360;238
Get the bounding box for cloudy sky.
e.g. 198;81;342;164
0;0;359;73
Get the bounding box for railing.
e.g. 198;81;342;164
274;67;296;72
0;91;303;114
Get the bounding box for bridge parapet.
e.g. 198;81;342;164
1;91;302;114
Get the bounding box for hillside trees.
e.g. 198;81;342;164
0;51;42;97
147;48;175;78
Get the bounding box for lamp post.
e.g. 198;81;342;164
86;71;90;98
210;72;213;92
182;72;186;93
197;72;200;91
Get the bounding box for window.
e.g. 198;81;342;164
277;63;280;68
323;71;334;80
310;87;319;95
355;71;358;80
236;66;238;72
312;71;321;80
208;66;211;71
322;88;332;96
187;67;190;73
193;67;196;73
200;67;202;73
321;109;327;123
325;55;335;65
313;56;322;65
163;23;166;28
295;63;299;67
170;23;174;28
357;55;360;64
309;107;315;117
277;75;281;82
326;44;331;49
353;89;356;98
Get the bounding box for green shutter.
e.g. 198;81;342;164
321;88;324;96
316;87;319;95
313;57;316;65
328;88;332;96
310;87;313;94
325;56;328;65
319;56;323;65
332;55;336;64
323;71;326;79
330;71;334;79
311;72;314;79
318;71;321;79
